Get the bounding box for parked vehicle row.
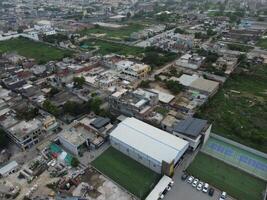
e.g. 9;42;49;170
182;172;227;198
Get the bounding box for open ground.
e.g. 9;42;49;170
91;147;161;200
0;37;73;63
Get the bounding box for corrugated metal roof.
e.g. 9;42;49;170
0;161;18;175
90;117;110;129
110;117;189;163
173;117;207;138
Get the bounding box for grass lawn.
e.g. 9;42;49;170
81;23;144;41
196;64;267;153
187;153;266;200
0;37;73;63
92;147;161;199
83;39;145;57
256;38;267;50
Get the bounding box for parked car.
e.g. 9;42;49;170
202;183;209;193
197;181;204;191
169;180;174;187
192;178;199;187
181;173;188;181
187;176;194;184
219;191;227;200
208;188;215;196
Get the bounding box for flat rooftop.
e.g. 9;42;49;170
8;119;42;140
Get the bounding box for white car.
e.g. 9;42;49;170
192;178;199;187
219;191;227;200
202;183;209;193
197;181;204;191
187;176;194;183
169;180;174;186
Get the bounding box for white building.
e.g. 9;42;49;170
110;117;189;175
0;161;19;177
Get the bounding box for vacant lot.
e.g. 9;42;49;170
196;64;267;153
81;23;144;41
187;153;266;200
92;147;161;199
0;37;73;63
83;39;144;57
82;39;177;68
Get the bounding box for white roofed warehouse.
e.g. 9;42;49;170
110;117;189;176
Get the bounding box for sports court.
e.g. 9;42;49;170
202;135;267;181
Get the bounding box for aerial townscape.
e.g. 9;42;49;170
0;0;266;200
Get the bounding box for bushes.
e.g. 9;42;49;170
43;100;60;116
165;80;184;94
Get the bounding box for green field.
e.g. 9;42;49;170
256;38;267;50
83;39;145;56
196;64;267;152
81;23;144;41
187;153;266;200
0;37;73;63
92;147;161;199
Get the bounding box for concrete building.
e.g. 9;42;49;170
110;117;189;175
0;161;19;177
178;74;220;96
58;118;106;156
173;117;211;150
109;88;159;119
7;119;44;150
175;53;205;70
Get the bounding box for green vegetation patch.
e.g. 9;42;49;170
92;147;161;199
256;38;267;50
81;23;144;41
227;43;253;52
0;37;73;64
196;64;267;152
154;106;169;116
187;153;266;200
82;39;177;68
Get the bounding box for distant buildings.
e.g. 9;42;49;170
177;74;220;97
110;117;189;175
175;53;206;70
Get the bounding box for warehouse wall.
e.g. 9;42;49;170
110;136;162;173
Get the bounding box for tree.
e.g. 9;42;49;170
207;28;216;36
0;129;8;149
127;12;131;18
73;76;85;88
174;28;187;34
139;80;150;88
165;80;183;94
43;100;60;116
71;157;79;167
63;101;86;116
88;97;102;115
